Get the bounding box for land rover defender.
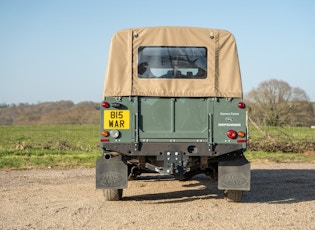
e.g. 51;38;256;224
96;27;250;202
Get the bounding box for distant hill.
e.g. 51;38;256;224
1;100;314;126
0;101;99;125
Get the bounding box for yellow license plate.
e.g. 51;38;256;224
104;110;130;130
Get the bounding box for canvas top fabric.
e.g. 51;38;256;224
103;26;243;98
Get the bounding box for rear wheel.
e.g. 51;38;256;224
224;190;243;202
103;189;123;201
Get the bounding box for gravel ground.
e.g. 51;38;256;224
1;163;315;230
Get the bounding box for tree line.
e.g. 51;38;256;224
0;101;99;125
245;79;315;127
1;79;314;127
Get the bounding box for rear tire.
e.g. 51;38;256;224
103;189;123;201
224;190;243;202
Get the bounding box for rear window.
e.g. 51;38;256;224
138;46;207;79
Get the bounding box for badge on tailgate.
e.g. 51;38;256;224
104;110;130;129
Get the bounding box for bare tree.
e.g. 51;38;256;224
245;79;314;126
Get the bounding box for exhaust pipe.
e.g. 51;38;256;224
104;151;121;159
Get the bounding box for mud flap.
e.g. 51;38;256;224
96;155;128;189
218;157;250;191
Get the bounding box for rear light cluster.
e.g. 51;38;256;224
227;130;246;140
101;129;120;138
226;101;246;143
101;101;121;142
102;101;110;108
102;101;121;108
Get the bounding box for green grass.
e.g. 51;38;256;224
0;125;314;170
0;150;100;170
248;124;315;141
0;125;99;151
0;125;101;170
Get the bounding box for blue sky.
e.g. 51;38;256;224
1;0;315;104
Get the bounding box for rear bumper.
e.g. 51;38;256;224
101;142;246;157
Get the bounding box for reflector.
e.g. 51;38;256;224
237;140;247;143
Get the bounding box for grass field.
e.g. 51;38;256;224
248;125;315;141
0;125;100;169
0;125;314;170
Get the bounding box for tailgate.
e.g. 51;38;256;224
139;97;212;140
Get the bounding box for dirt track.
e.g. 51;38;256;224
1;163;315;230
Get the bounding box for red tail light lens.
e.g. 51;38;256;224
238;102;245;109
227;130;237;139
102;101;110;108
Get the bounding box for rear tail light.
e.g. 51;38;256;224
101;130;121;139
102;101;110;108
227;130;247;140
227;130;237;139
238;102;245;109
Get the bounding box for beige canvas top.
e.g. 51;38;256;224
103;26;243;98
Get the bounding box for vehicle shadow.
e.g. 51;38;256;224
122;169;315;204
243;169;315;204
122;175;222;204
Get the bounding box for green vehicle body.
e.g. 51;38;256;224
96;27;250;202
